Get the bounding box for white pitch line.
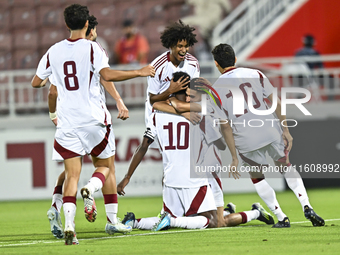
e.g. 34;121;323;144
1;218;339;247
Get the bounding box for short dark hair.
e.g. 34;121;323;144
303;34;315;47
211;43;235;69
123;19;133;27
64;4;89;30
160;20;198;49
86;15;98;36
173;71;191;95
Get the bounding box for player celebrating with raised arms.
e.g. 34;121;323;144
31;4;154;245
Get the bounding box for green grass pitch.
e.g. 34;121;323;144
0;188;339;254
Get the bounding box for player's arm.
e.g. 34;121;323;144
169;97;201;113
31;76;48;88
267;94;293;152
100;65;155;82
48;84;58;126
220;121;240;179
117;130;154;196
153;99;201;124
100;76;129;120
149;76;190;105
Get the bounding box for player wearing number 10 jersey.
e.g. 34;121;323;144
31;4;155;245
211;43;324;228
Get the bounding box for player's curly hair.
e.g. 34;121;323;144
211;43;235;68
160;20;198;49
64;4;89;30
86;15;98;36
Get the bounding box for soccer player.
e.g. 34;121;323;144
119;73;274;230
145;20;200;134
31;4;155;245
46;15;129;241
210;43;325;228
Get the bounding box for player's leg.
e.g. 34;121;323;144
122;211;161;230
63;157;82;245
240;150;288;227
103;156;132;234
208;173;225;227
47;171;65;239
153;185;217;231
269;141;324;226
223;203;274;227
79;125;113;222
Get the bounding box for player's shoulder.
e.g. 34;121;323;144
226;67;264;78
184;53;199;63
151;51;170;72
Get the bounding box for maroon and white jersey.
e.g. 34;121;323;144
215;67;281;153
145;51;200;124
36;38;111;129
150;112;208;188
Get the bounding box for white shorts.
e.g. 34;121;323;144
239;137;288;168
162;185;216;217
53;125;115;161
208;173;224;208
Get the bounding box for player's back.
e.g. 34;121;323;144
154;112;208;188
215;67;281;153
47;39;109;128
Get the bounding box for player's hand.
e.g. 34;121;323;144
181;112;201;125
139;65;155;77
169;76;190;94
51;118;58;126
117;176;130;196
229;158;240;179
192;77;212;88
116;99;129;120
282;130;293;152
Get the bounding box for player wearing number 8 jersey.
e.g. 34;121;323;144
31;4;155;245
211;43;324;228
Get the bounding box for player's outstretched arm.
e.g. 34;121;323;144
169;97;201;113
220;122;240;179
117;136;153;196
48;84;58;126
149;76;189;105
267;94;293;151
100;77;129;120
100;65;155;82
153;99;201;124
31;76;48;88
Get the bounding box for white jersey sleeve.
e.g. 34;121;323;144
91;41;110;75
36;50;52;80
258;70;274;98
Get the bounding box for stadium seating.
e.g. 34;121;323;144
0;33;12;52
0;0;206;70
11;7;37;30
13;30;39;50
12;49;39;69
0;8;11;32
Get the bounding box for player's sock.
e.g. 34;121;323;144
63;196;76;228
104;194;118;224
253;178;287;221
170;216;209;229
223;211;230;217
135;217;160;229
51;185;63;213
283;165;312;210
240;210;260;223
85;172;106;194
